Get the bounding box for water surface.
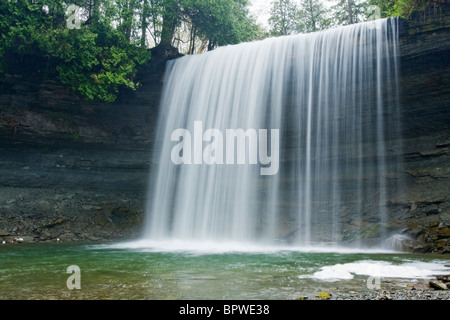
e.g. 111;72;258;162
1;241;448;300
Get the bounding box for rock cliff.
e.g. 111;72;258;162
393;5;450;253
0;46;175;243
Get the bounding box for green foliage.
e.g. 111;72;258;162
266;0;442;34
0;0;151;102
0;1;61;70
2;0;443;103
183;0;258;50
269;0;302;36
299;0;331;33
268;0;331;35
72;132;80;140
44;28;150;102
367;0;398;17
1;0;260;101
331;0;368;25
362;0;446;20
387;0;430;18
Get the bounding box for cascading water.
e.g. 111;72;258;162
142;18;401;249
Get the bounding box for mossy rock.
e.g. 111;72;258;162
360;225;381;239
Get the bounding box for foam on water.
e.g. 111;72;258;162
302;260;450;282
100;239;398;255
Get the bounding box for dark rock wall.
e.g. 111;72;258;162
393;5;450;253
0;48;169;243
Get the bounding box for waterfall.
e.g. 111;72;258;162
143;18;401;248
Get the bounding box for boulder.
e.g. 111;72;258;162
437;228;450;238
429;280;448;291
20;236;35;243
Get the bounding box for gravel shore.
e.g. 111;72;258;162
334;289;450;300
305;277;450;300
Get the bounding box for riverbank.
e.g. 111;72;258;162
333;289;450;300
304;276;450;300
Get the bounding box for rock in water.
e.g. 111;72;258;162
429;280;448;291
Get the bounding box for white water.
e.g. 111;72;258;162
303;260;450;282
107;239;397;255
143;19;401;248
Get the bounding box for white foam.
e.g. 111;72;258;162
302;260;450;282
92;239;397;255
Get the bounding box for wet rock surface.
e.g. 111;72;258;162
393;6;450;254
0;187;144;243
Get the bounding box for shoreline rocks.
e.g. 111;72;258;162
0;186;145;244
331;289;450;300
307;277;450;300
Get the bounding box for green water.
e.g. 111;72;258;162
0;242;449;300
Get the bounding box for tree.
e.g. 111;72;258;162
299;0;331;33
0;1;151;102
0;0;260;101
331;0;367;25
269;0;302;36
366;0;397;17
155;0;180;47
118;0;138;42
268;0;331;36
367;0;447;19
183;0;258;51
140;0;150;47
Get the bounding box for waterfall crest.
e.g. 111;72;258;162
143;18;401;248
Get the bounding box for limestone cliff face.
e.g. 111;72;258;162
0;9;449;252
0;47;170;243
393;5;450;253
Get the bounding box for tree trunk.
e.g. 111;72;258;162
159;0;178;48
347;0;354;24
207;39;216;51
189;25;196;54
141;0;149;47
92;0;100;25
123;0;136;42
